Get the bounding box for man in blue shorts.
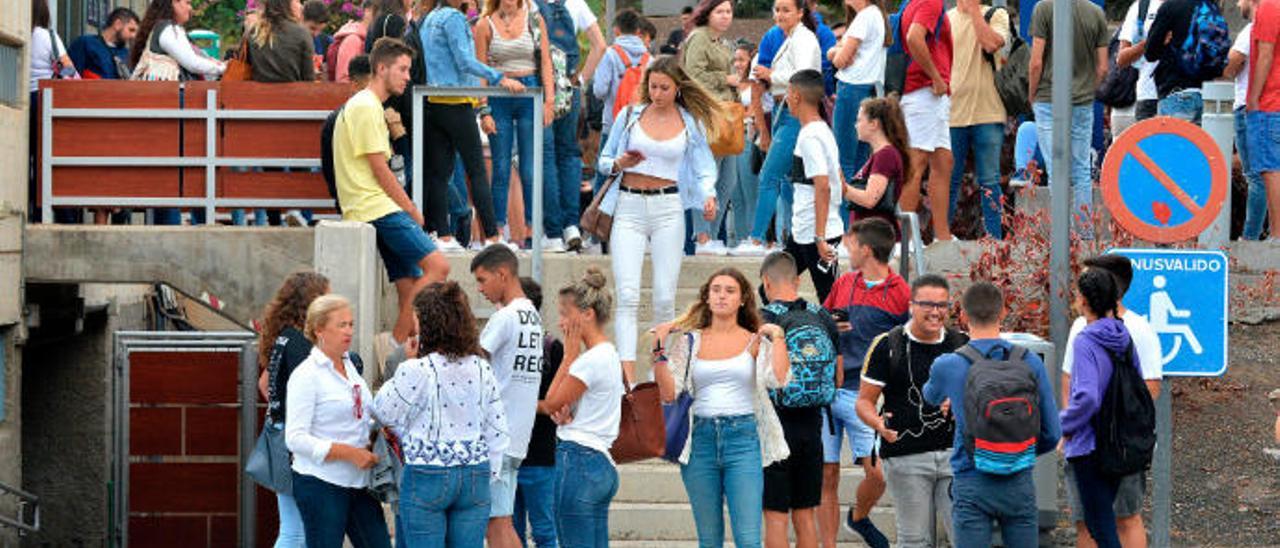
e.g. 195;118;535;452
333;37;450;345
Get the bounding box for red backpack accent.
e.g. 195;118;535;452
325;34;356;81
611;45;649;120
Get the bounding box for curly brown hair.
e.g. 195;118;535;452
416;281;485;360
674;267;761;332
258;272;330;369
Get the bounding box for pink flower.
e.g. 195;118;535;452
340;1;354;13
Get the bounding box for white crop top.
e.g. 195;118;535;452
624;122;687;182
690;349;756;417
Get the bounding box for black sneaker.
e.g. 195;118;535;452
843;508;889;548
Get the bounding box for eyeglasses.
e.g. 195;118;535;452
911;300;950;311
352;385;364;420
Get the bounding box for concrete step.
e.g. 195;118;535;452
615;461;893;507
610;542;870;547
608;502;898;543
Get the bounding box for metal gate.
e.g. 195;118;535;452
111;331;266;547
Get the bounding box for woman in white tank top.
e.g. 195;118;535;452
474;0;555;245
650;268;791;548
596;56;723;382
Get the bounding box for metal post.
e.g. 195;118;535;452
411;87;424;216
606;0;616;41
239;343;258;548
1198;81;1235;248
42;87;54;223
1048;0;1075;535
1152;379;1172;548
531;90;544;284
205;89;218;225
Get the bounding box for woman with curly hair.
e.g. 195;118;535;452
256;271;329;548
372;281;510;547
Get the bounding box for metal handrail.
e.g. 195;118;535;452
0;481;39;534
410;85;547;281
897;210;927;280
40;87;337;224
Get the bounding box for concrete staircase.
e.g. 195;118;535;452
609;461;896;546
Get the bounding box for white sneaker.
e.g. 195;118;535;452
434;237;465;253
502;239;521;253
284;209;307;226
696;240;729;256
729;241;768;256
541;236;567;253
563;226;583;251
468;240;484;251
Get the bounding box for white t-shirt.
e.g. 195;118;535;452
791;121;846;245
529;0;597;33
480;297;545;459
1062;310;1163;381
1119;0;1166;102
557;342;624;461
29;27;68;92
837;6;887;86
1232;22;1252;110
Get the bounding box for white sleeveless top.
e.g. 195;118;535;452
624;122;687;182
486;17;537;74
690;348;756;417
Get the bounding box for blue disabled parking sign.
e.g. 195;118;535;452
1108;248;1229;376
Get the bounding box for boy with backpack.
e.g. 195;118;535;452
819;217;908;548
1143;0;1232;124
471;245;546;548
855;273;968;548
922;281;1061;548
759;251;841;548
786;69;846;304
591;9;652;144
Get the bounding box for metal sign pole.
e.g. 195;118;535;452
1048;0;1074;536
1153;381;1172;548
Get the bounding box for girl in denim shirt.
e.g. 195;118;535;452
420;0;525;250
596;55;721;383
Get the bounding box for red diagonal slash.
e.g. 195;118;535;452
1127;146;1203;216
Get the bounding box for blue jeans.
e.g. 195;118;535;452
446;154;472;237
514;465;559;548
491;75;540;228
693;154;740;239
731;141;761;246
680;414;764;548
554;440;618;548
397;463;491;548
543;88;583;238
1158;89;1204;125
1033;102;1094;238
1238;107;1270;239
275;492;306;548
951;470;1038;548
751;103;800;242
949;123;1006;238
153;208;182;225
291;472;392;548
1068;456;1122;548
834;82;875;182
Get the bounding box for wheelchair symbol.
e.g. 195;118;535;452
1145;275;1204;365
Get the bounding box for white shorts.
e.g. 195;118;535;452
901;88;952;152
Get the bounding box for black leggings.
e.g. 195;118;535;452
422;101;497;239
785;236;842;304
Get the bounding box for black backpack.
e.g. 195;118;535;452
403;15;428;86
959;344;1041;475
982;7;1031;119
1096;0;1148;108
320;106;343;214
884;0;946;97
1092;342;1156;477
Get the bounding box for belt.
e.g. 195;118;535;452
620;185;678;195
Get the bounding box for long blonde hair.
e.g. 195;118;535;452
304;294;351;343
252;0;296;49
639;55;727;142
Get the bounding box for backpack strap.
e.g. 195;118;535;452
613;44;631;67
1007;345;1028;363
956;344;986;364
885;325;908;373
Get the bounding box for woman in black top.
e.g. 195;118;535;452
256;271;330;548
364;0;409;52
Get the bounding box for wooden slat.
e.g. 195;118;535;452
184;407;239;456
128;516;209;546
219;169;331;199
217;81;350;110
218;81;347;159
40;79;181;108
130;462;238;513
130;408;183;456
53;167;181;198
130;351;239;405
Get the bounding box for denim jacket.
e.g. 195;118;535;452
596;103;718;214
421;6;503;87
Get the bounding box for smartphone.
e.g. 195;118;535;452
831;309;849;323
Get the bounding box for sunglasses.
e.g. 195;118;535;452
911;300;950;311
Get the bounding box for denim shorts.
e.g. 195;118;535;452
371;210;435;282
1247;111;1280;175
821;388;878;463
489;456;522;518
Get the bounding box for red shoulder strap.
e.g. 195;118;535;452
613;44;631;66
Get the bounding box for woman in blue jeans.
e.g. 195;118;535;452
537;267;624;548
651;268;791;548
257;272;331;548
474;0;555;246
828;0;886;183
285;294;391;548
372;281;511;547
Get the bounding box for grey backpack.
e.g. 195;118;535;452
959;344;1040;475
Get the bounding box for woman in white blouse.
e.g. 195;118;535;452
651;267;790;548
371;281;510;548
129;0;226;81
285;294;391;548
732;0;822;257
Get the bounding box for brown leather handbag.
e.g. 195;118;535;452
709;101;745;157
579;171;617;244
609;378;666;464
222;40;252;82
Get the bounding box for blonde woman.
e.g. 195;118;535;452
285;295;391;548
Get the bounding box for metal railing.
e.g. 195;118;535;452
410;85;547;281
897;211;927;280
40;87;337;224
0;481;39;535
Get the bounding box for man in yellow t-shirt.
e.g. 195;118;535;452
334;37;448;344
946;0;1011;240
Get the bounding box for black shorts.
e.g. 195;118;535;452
763;406;824;512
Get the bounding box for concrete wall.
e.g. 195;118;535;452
0;0;28;542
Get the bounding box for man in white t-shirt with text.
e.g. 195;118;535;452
472;245;546;548
1062;254;1163;548
1116;0;1166;126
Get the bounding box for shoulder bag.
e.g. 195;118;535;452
609;375;667;464
222;38;252;82
660;332;695;463
245;420;293;494
580;105;637;243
